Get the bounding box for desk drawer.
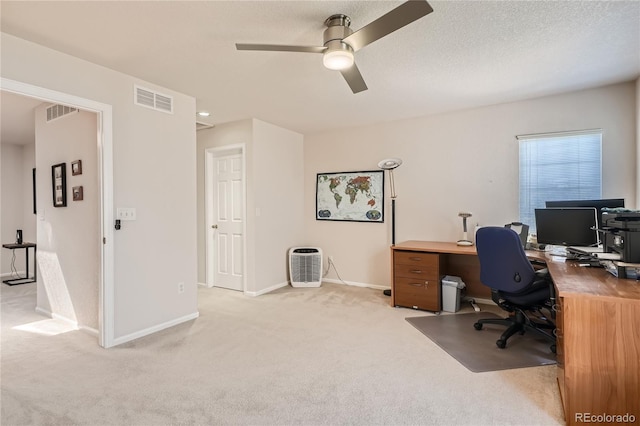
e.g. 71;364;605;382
394;277;440;311
394;251;438;267
394;263;439;280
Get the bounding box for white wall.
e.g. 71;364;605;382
1;144;24;275
252;119;304;293
1;33;197;343
0;143;36;277
22;143;36;243
196;118;304;295
34;107;99;330
304;81;637;288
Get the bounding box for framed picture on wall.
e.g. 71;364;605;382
316;170;384;222
72;186;84;201
71;159;82;176
51;162;67;207
32;168;37;214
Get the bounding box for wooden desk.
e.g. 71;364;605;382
390;240;640;424
545;257;640;425
390;241;489;311
2;242;37;285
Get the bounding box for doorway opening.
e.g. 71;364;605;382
1;78;114;348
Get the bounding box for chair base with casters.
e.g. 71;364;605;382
474;283;556;353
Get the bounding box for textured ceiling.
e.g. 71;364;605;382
1;0;639;137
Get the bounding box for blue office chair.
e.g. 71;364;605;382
473;226;556;352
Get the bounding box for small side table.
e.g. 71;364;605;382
2;242;37;285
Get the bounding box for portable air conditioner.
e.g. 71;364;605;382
289;247;323;288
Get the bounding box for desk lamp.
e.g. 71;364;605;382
379;158;402;297
457;212;473;246
378;158;402;245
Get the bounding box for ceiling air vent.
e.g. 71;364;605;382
46;104;78;122
134;85;173;114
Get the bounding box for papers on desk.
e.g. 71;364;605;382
601;260;640;279
593;252;621;260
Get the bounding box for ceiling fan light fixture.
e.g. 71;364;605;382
323;44;354;70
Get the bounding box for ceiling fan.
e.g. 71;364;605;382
236;0;434;94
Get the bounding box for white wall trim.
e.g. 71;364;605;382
111;311;199;346
244;281;288;297
1;77;115;348
35;306;78;328
79;325;99;336
0;271;27;278
34;306;99;335
323;278;390;291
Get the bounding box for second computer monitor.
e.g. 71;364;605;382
545;198;625;228
535;207;599;247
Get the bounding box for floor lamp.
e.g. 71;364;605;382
378;158;402;297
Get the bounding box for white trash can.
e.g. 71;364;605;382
441;275;466;313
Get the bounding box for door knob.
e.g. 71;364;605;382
211;225;218;229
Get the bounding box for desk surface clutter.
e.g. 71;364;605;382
390;240;639;426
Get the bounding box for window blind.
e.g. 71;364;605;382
518;130;602;233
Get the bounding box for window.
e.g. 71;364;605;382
518;130;602;233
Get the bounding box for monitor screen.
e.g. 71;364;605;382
545;198;625;228
535;207;599;247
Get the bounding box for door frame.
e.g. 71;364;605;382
204;144;247;292
1;77;115;348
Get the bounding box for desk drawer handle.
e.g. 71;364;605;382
408;282;423;287
410;269;423;274
409;257;422;261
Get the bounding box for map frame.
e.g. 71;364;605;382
315;170;385;223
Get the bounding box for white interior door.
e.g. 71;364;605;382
206;148;244;291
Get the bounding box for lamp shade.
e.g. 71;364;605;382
378;158;403;170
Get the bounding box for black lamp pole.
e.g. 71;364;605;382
378;158;402;297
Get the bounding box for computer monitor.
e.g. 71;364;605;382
545;198;625;228
535;207;599;247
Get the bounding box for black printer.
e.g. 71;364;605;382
602;210;640;263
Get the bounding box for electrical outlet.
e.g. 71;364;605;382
328;255;334;263
178;282;184;294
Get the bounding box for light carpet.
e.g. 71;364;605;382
1;282;564;425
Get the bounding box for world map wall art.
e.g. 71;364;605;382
316;170;384;222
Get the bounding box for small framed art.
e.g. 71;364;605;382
71;159;82;176
52;163;67;207
72;186;84;201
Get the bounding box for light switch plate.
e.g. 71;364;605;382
117;208;136;221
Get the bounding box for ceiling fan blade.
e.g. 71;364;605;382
340;63;368;94
236;43;326;53
343;0;434;52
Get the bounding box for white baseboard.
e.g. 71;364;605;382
35;306;79;330
1;270;29;279
322;278;390;291
80;325;99;336
112;311;200;347
244;281;288;297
